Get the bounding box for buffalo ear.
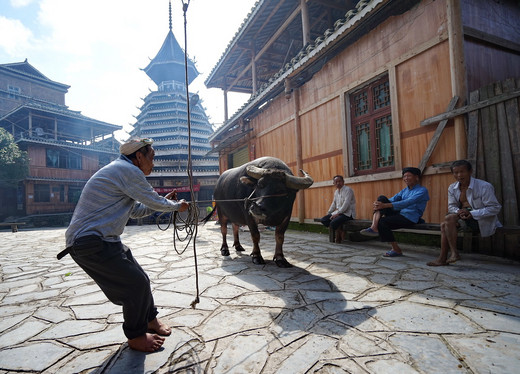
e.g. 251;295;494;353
240;176;256;185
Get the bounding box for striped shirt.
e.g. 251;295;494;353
65;156;184;247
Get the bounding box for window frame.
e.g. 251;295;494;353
46;148;82;170
34;184;50;203
348;75;395;176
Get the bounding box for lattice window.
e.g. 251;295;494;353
373;81;390;110
356;123;371;170
354;91;368;117
375;115;394;167
349;75;394;175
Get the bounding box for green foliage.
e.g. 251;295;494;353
0;127;29;187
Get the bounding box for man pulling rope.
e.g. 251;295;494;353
60;138;189;353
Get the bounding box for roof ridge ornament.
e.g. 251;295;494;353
169;0;172;31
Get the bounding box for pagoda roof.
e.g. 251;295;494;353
143;30;199;86
0;59;70;92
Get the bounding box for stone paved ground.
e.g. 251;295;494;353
0;223;519;374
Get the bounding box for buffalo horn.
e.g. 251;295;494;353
245;165;268;179
285;169;314;190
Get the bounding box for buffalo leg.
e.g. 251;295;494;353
248;222;265;265
219;215;230;256
273;217;292;268
231;224;245;252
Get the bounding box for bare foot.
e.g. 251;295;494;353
427;260;449;266
148;318;171;336
128;333;165;352
446;255;461;264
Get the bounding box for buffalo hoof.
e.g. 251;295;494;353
273;257;293;268
221;248;230;256
251;254;266;265
234;244;246;252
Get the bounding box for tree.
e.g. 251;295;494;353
0;127;29;187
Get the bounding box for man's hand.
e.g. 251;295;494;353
165;190;178;200
373;201;391;211
457;209;472;220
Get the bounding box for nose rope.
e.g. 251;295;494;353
244;187;257;211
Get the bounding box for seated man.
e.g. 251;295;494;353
427;159;502;266
320;175;356;243
360;167;429;257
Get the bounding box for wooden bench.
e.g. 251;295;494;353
316;218;479;251
0;222;26;233
319;219;520;256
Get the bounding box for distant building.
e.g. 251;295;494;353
130;4;219;204
0;60;121;219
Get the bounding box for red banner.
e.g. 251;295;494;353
154;185;200;194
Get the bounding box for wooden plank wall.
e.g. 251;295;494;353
468;78;520;227
245;0;458;224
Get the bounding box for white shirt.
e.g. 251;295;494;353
328;185;356;218
448;177;502;237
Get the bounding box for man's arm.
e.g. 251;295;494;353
470;183;501;220
390;187;429;210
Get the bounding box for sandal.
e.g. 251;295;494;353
383;250;403;257
360;228;379;237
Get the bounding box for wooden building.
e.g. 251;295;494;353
206;0;520;234
0;60;121;219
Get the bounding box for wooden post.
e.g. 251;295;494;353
28;111;32;136
223;89;228;122
418;96;458;173
447;0;467;159
300;0;310;46
293;86;305;223
251;47;257;93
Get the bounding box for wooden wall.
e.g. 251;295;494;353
25;145;102;215
461;0;520;92
220;0;518;225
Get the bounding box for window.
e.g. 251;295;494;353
8;85;20;99
67;186;83;204
46;149;82;170
350;76;394;175
34;184;50;202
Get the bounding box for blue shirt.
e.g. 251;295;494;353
389;184;430;223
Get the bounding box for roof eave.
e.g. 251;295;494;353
209;0;388;143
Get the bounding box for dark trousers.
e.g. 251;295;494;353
321;214;353;230
376;195;415;242
70;236;158;339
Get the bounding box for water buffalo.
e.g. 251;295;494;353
212;156;313;268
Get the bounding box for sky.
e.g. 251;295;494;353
0;0;256;140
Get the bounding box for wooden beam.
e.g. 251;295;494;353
301;0;310;46
466;89;479;169
464;25;520;53
311;0;352;11
420;89;520;126
447;0;467;160
418;96;458;173
227;3;300;91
